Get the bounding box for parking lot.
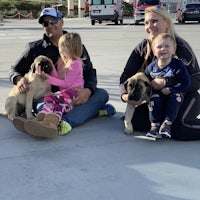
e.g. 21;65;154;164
0;17;200;200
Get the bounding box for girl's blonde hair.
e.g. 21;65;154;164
58;32;83;60
145;6;176;41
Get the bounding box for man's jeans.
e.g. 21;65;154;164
33;88;109;128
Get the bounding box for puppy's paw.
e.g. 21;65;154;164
7;113;15;121
124;120;134;135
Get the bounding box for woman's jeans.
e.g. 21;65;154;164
33;88;109;128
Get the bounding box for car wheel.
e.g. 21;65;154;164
135;20;139;25
178;16;184;24
181;19;185;23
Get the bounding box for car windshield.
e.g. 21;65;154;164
104;0;113;4
138;0;160;6
92;0;113;5
92;0;102;5
186;4;200;9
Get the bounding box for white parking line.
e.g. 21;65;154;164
0;31;38;40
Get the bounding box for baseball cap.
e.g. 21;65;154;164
38;7;63;24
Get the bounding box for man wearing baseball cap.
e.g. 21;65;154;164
9;7;116;138
38;7;63;24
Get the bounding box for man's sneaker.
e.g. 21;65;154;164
58;120;72;136
99;104;116;117
146;126;162;139
159;120;172;138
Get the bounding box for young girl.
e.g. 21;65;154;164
24;32;84;138
145;33;191;138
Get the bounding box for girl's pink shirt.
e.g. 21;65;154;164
47;59;84;90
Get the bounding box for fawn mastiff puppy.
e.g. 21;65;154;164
5;55;53;120
124;72;152;135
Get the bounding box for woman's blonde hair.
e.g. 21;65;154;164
145;6;176;41
144;6;177;61
58;32;83;60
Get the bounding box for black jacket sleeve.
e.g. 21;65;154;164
120;39;150;84
9;42;35;85
82;44;97;95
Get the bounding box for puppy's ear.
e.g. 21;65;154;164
31;63;36;73
124;78;137;91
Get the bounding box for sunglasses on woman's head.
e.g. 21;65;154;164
42;18;59;27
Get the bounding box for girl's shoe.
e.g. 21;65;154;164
24;113;59;138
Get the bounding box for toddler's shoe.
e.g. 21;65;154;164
159;120;172;138
146;126;162;139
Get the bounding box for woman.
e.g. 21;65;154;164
120;6;200;141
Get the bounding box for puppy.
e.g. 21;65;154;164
124;72;151;135
5;55;53;120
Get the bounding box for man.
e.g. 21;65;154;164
9;7;115;136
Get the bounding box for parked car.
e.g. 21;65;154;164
176;3;200;23
133;0;160;25
89;0;123;25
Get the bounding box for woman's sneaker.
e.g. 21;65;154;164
159;120;172;138
58;121;72;136
146;126;162;139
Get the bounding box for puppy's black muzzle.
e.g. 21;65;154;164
128;84;143;101
40;60;52;74
128;82;152;101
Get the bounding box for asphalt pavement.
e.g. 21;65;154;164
0;17;200;200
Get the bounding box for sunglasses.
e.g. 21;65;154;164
42;18;59;27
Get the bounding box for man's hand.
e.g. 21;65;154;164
121;93;144;106
151;78;166;90
16;77;29;93
73;88;91;105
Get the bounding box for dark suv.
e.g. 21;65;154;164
176;3;200;23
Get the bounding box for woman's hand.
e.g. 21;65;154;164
16;77;29;93
73;88;92;105
151;78;166;90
